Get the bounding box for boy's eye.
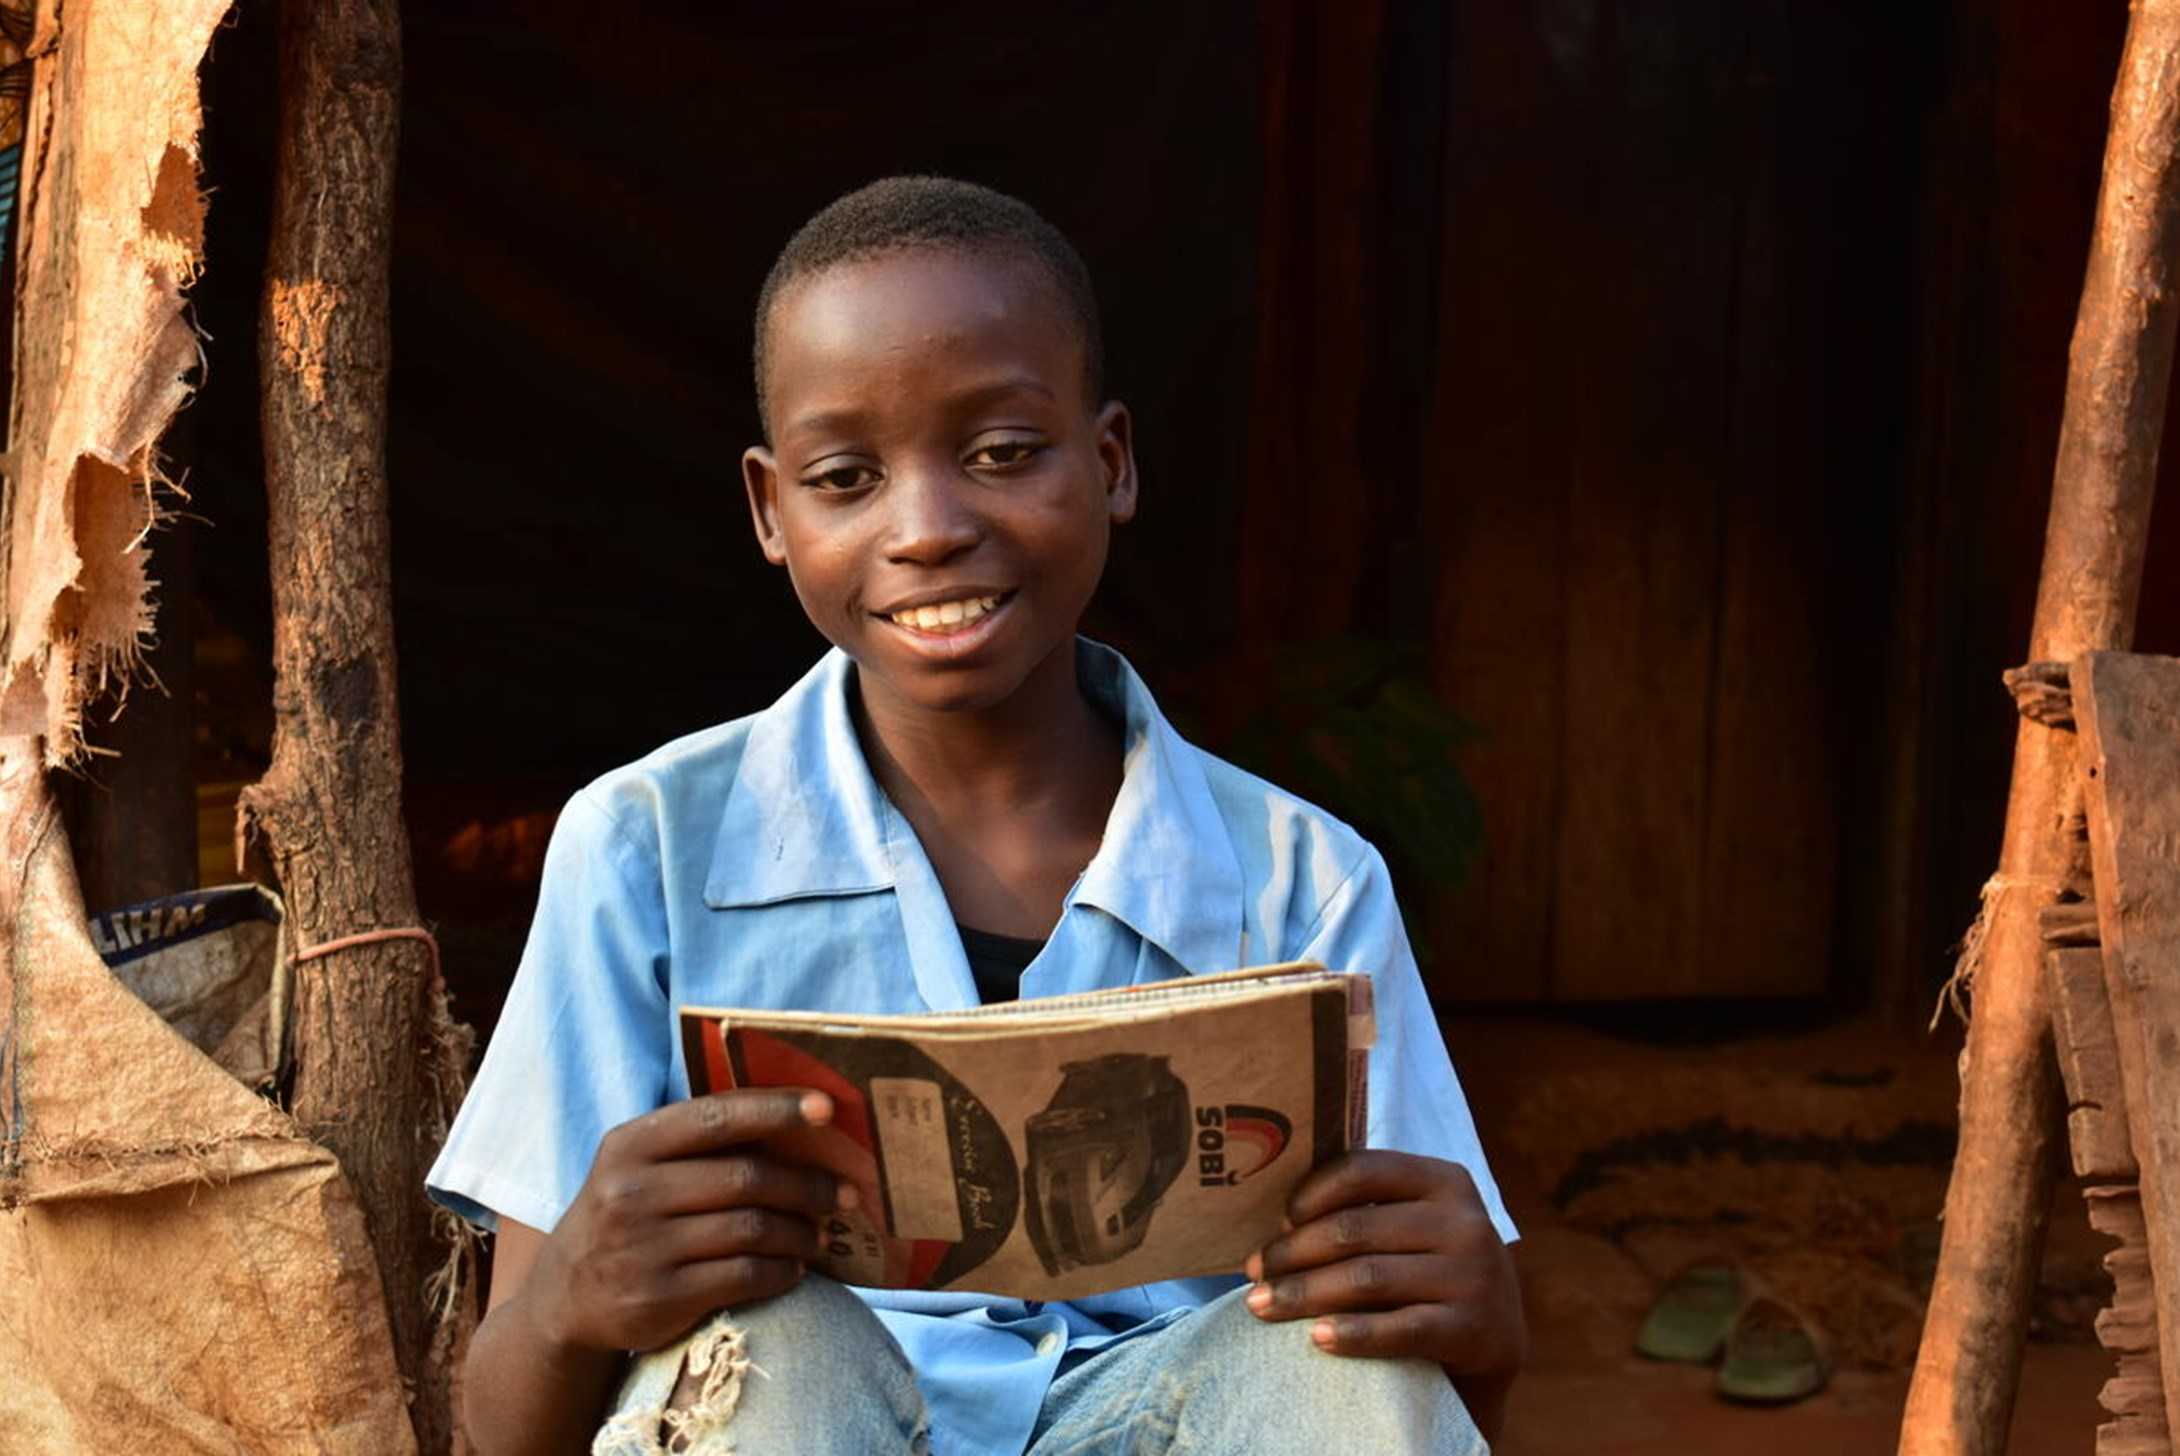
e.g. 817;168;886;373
966;438;1042;471
801;462;879;494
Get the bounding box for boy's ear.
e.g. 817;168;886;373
1096;401;1139;524
743;446;789;566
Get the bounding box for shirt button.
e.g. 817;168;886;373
1036;1331;1064;1357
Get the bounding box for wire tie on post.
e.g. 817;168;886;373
291;926;443;995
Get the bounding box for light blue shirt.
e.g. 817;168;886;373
429;641;1513;1456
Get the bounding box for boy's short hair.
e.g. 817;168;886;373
754;176;1105;431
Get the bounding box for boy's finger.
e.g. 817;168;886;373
660;1205;829;1266
1244;1252;1458;1323
621;1089;833;1161
623;1153;853;1218
1302;1302;1471;1366
666;1255;809;1331
1283;1150;1471;1226
1253;1200;1446;1280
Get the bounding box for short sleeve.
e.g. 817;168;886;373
1295;846;1518;1244
427;791;675;1234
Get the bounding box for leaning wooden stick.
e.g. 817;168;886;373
1900;4;2180;1453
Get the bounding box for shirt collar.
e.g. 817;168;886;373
705;650;898;907
1070;642;1248;975
704;641;1248;976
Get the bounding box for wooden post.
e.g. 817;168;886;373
2076;652;2180;1449
1900;3;2180;1452
239;0;461;1450
2046;881;2169;1453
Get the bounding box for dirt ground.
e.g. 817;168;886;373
1441;1008;2110;1455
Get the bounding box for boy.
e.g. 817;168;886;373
430;177;1524;1454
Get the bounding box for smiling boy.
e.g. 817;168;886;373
430;177;1524;1455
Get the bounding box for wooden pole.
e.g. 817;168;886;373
239;0;461;1450
1900;3;2180;1452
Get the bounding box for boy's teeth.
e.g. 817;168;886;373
892;595;1000;633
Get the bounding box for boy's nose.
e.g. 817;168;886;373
883;467;981;565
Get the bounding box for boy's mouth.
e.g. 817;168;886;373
884;593;1006;635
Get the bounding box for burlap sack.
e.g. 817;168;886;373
1;780;416;1452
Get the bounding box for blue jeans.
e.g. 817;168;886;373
594;1278;1486;1455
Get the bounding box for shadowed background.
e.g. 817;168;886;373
66;0;2180;1042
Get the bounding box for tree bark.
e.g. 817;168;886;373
240;1;461;1450
1899;3;2180;1452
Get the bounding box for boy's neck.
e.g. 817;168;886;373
851;657;1119;813
850;653;1124;939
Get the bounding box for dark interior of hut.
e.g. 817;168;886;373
51;2;2180;1447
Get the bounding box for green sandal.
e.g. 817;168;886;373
1716;1293;1829;1404
1634;1261;1744;1364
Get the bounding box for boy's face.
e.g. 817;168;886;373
744;248;1137;723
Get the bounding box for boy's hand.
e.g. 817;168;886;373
1244;1151;1525;1438
523;1089;853;1356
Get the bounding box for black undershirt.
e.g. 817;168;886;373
958;923;1044;1005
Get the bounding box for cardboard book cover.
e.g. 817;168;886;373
679;963;1373;1301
